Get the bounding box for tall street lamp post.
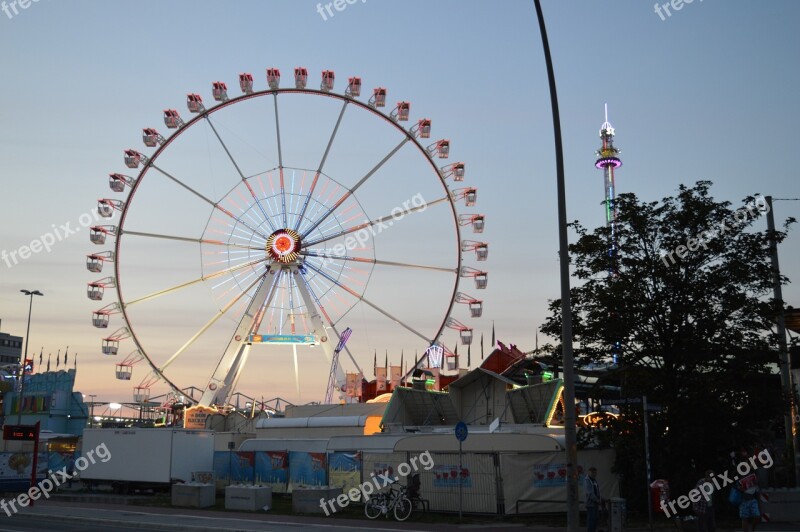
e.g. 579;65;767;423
18;289;43;425
532;2;580;529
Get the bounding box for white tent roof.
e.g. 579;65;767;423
393;432;564;453
239;438;328;452
255;415;368;430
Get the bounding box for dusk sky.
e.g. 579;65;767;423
1;0;798;407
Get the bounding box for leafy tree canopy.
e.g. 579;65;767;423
540;181;796;505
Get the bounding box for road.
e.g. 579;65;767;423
2;500;800;531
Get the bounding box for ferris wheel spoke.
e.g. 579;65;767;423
149;163;271;241
301;251;457;273
303;261;431;344
122;230;265;251
205;116;277;233
124;257;267;307
297;272;363;375
301;137;409;239
293;100;349;233
271;93;290;228
158;271;268;374
303;195;451;248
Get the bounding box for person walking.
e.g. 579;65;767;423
584;466;602;532
692;470;716;532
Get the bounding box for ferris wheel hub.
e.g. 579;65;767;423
266;228;302;264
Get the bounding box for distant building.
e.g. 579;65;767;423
1;369;88;435
0;332;23;366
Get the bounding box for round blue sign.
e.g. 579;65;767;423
455;421;468;442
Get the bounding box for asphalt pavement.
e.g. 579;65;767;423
1;498;799;531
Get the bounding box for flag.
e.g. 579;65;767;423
38;348;43;366
46;353;51;372
481;333;484;360
384;350;388;371
468;343;471;367
56;349;60;368
376;367;387;392
373;351;377;376
64;346;69;365
491;321;495;347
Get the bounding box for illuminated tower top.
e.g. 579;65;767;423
595;104;622;275
595;104;621;171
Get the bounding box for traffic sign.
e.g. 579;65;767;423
455;421;468;442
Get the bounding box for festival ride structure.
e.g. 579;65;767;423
86;67;488;412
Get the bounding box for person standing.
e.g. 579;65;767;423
737;472;761;531
692;470;716;532
584;466;601;532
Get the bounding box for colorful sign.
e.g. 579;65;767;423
579;411;618;428
335;327;352;352
532;462;569;487
289;451;327;488
183;405;216;429
432;464;472;488
10;395;51;415
3;425;37;441
249;334;316;344
255;451;288;492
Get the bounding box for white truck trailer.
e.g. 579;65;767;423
79;428;214;493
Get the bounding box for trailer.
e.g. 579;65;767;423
79;428;214;493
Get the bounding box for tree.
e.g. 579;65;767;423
540;181;795;508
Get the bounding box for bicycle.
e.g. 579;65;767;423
364;479;413;521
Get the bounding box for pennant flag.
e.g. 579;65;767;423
46;353;51;372
491;321;495;348
39;348;43;366
481;333;485;360
56;349;61;368
468;343;471;367
64;346;69;365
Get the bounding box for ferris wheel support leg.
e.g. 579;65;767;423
199;272;279;407
292;267;345;399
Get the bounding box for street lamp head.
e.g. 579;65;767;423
20;290;44;296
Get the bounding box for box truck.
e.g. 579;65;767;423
79;428;214;493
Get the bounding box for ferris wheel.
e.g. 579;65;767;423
86;67;488;408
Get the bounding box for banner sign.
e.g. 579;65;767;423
249;334;316;344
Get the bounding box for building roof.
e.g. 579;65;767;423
479;341;527;375
446;367;519;390
380;387;460;428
